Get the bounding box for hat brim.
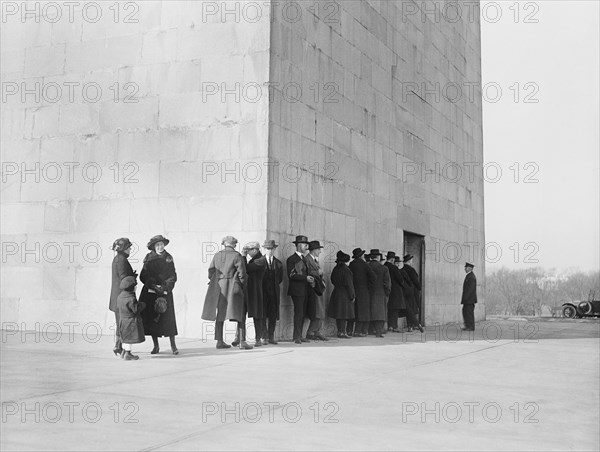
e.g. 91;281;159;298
293;241;310;245
148;238;169;250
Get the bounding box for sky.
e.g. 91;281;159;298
480;0;599;273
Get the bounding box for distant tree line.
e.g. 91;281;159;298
485;268;600;316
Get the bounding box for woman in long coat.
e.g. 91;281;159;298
367;250;391;337
139;235;179;355
117;275;145;360
348;248;375;337
327;251;355;339
109;237;135;356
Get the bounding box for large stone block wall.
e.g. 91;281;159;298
1;1;271;338
1;0;485;339
267;0;485;327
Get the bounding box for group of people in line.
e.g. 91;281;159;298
109;233;478;358
201;234;427;349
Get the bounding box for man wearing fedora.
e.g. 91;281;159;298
202;236;252;350
348;248;375;337
384;251;405;333
260;240;283;344
242;241;267;347
367;249;391;337
306;240;328;341
461;262;477;331
286;235;315;344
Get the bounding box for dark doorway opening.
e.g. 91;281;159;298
404;231;425;325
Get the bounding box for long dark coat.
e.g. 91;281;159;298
306;253;326;319
109;252;135;312
262;256;283;319
384;262;406;310
349;258;375;322
286;252;310;297
117;289;145;344
202;246;247;323
246;252;266;319
139;251;178;337
368;261;391;321
327;263;355;319
403;264;421;313
461;271;477;304
399;267;416;312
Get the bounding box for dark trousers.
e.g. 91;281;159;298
401;306;420;328
336;319;347;334
114;311;121;348
291;294;308;340
372;320;384;335
462;304;475;330
254;318;264;341
388;308;400;329
355;321;369;334
346;320;355;335
215;320;224;341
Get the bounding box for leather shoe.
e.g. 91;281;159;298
314;334;329;341
261;338;269;345
231;339;240;347
216;341;231;349
239;341;253;350
171;348;179;355
268;338;278;345
113;347;123;357
294;339;302;344
150;346;160;354
305;333;317;341
301;338;310;343
375;334;384;338
123;351;139;360
254;341;262;347
417;325;424;333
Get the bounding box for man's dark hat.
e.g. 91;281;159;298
120;275;137;291
464;262;475;268
112;237;132;252
386;251;396;260
352;247;365;259
369;249;382;258
335;250;350;263
263;240;278;249
394;256;401;263
403;254;413;262
147;234;170;250
309;240;324;251
292;235;310;245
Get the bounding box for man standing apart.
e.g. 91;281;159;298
286;235;315;344
261;240;283;344
202;236;252;350
461;262;477;331
306;240;328;341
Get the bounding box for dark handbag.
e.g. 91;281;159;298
154;297;167;313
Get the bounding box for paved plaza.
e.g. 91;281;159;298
1;319;599;451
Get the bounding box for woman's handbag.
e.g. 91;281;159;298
153;297;167;323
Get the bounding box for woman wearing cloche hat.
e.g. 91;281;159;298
139;235;180;355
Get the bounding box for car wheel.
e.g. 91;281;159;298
562;305;577;319
578;301;593;315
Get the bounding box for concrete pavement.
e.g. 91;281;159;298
1;319;599;451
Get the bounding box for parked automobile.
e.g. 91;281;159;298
561;293;600;319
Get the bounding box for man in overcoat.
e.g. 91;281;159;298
286;235;315;344
402;254;422;330
348;248;375;337
306;240;328;341
243;242;267;347
367;249;391;337
461;262;477;331
384;251;405;332
202;236;252;350
260;240;283;344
